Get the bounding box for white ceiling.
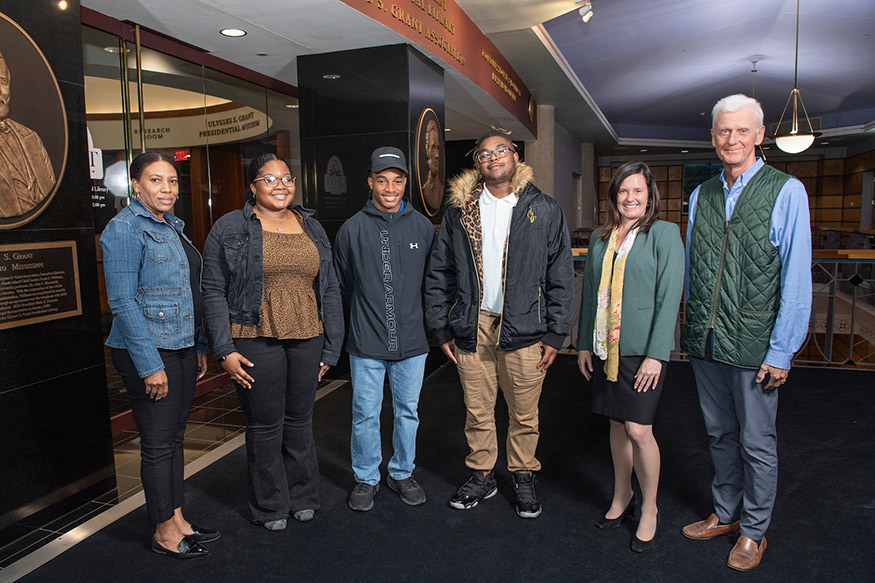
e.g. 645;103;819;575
79;0;875;151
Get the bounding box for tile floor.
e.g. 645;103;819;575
0;378;246;569
0;341;358;574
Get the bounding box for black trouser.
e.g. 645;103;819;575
233;335;323;522
113;347;196;523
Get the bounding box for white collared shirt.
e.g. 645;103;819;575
479;185;518;313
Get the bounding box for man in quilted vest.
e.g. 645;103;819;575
680;94;811;571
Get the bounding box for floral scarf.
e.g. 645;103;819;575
593;227;638;382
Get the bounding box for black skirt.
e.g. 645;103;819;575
591;355;666;425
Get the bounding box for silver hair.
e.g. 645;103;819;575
711;94;764;128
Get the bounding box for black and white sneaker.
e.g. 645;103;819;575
512;472;541;518
449;470;497;510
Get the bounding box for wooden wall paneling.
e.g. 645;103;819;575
787;160;818;178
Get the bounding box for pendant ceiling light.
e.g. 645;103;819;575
750;57;768;162
771;0;820;154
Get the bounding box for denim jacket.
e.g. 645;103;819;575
101;198;206;378
202;199;344;366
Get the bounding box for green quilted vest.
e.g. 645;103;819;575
681;164;791;368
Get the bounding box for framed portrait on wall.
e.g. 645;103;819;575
414;108;444;217
0;11;68;230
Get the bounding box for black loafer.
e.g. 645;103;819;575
151;535;211;559
188;524;221;544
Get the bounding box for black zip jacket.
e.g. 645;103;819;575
334;200;435;360
424;163;574;352
202;199;343;366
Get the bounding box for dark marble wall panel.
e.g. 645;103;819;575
0;366;115;523
301;131;411;242
0;0;115;529
298;44;444;234
298;44;413;140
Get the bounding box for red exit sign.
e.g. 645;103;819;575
174;149;190;162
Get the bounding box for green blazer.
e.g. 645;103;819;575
576;220;684;361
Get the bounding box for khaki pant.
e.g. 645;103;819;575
456;310;546;473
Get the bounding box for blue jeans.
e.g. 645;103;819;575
350;353;427;485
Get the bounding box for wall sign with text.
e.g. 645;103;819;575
339;0;536;135
0;241;82;330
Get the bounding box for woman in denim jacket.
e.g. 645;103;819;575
101;152;219;560
202;153;342;531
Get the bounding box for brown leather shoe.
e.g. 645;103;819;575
727;536;767;571
682;514;741;539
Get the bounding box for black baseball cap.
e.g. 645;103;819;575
370;147;408;175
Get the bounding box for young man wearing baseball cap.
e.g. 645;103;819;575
334;146;437;511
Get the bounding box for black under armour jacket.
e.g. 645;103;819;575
334;200;435;361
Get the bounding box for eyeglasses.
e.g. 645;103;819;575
253;175;296;188
475;144;513;163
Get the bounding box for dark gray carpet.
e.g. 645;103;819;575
20;357;875;582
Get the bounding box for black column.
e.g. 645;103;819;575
298;44;445;239
0;0;115;533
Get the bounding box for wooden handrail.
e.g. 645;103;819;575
812;249;875;260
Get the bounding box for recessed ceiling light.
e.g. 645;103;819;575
322;74;341;80
104;46;119;53
680;150;689;153
444;128;451;132
820;141;830;145
220;28;247;37
762;146;771;150
58;0;68;9
699;112;706;116
639;149;648;152
286;104;299;109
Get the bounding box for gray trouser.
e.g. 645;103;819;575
690;339;779;540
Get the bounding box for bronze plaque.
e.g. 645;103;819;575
0;12;68;229
0;241;82;330
414;108;445;217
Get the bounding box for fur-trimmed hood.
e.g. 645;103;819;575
446;162;535;209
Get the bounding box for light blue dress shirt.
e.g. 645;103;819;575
684;158;812;369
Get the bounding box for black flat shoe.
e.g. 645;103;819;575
631;513;659;553
187;524;221;544
151;535;211;559
595;496;638;530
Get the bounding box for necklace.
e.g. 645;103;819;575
257;209;295;232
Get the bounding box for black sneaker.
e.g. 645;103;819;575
512;471;541;518
449;470;497;510
348;482;379;512
387;475;427;506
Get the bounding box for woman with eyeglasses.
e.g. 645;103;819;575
202;153;343;531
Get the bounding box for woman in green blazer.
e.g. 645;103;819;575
577;161;684;552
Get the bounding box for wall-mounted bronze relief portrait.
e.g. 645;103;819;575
414;108;444;217
0;12;67;230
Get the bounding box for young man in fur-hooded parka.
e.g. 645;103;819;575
425;129;574;519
